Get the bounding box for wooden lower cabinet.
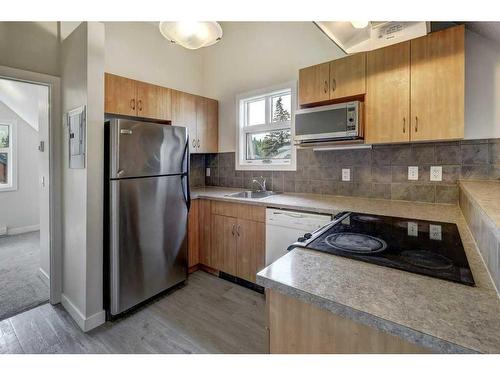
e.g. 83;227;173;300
187;199;199;270
198;199;212;268
236;218;265;283
186;200;265;282
267;289;430;354
211;214;237;275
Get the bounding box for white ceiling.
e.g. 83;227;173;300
465;22;500;46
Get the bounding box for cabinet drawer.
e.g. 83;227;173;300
211;201;265;222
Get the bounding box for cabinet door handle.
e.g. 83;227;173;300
130;99;135;110
231;224;235;236
197;139;200;148
192;139;196;148
332;78;337;92
323;80;328;93
138;99;143;111
415;116;418;132
236;224;240;237
403;117;406;133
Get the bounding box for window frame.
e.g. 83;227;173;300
0;121;18;192
235;81;297;171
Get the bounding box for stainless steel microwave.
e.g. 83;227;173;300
294;101;361;144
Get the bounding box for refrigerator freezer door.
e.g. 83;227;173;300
110;119;188;179
109;175;188;315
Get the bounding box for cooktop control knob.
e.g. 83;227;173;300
297;237;306;242
304;233;312;239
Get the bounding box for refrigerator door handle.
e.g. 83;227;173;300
181;137;191;211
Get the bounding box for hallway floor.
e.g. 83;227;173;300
0;271;266;354
0;231;49;321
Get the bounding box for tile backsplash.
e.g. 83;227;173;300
190;138;500;204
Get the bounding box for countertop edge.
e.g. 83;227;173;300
256;273;477;354
459;180;500;236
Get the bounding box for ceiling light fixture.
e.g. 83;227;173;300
350;21;369;29
159;21;223;50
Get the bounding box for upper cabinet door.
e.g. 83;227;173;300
329;53;366;100
105;73;137;116
136;82;172;121
410;25;464;141
195;96;207;153
172;90;197;153
197;98;218;154
365;41;411;144
298;62;330;106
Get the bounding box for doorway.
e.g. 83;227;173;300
0;66;61;321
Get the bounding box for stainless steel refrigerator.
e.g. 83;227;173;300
104;118;190;317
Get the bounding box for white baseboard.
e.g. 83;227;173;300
61;294;106;332
38;267;50;286
7;224;40;235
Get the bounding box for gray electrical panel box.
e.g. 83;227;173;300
67;105;86;169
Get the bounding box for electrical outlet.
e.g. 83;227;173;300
430;166;442;181
429;224;442;241
341;168;351;181
408;166;419;181
407;222;418;237
206;167;211;177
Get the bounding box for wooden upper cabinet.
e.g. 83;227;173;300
410;25;465;141
105;73;137;116
202;98;219;153
105;73;172;121
195;96;208;152
299;62;330;106
330;53;366;100
136;82;172;121
365;41;411;144
299;54;366;106
172;90;197;153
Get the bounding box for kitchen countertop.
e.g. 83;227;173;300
459;180;500;231
191;186;500;353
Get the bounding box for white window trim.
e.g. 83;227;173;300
0;120;17;192
235;81;297;171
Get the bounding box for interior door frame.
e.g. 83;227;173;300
0;64;62;305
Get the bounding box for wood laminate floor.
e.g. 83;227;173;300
0;271;266;354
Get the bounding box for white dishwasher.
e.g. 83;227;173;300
265;208;333;266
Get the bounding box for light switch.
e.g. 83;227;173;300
430;166;442;181
206;167;211;177
408;166;419;181
342;168;351;181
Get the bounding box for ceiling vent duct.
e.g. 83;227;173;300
314;21;430;54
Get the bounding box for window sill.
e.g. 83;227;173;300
0;186;17;193
235;163;296;172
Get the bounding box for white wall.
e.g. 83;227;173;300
61;22;105;331
104;22;205;95
201;22;345;152
0;22;60;76
0;101;39;232
465;30;500;139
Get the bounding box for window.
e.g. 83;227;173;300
0;122;16;192
236;82;296;170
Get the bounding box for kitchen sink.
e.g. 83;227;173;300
226;190;280;199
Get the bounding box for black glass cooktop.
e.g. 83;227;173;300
303;212;475;286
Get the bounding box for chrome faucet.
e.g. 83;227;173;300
252;176;267;192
